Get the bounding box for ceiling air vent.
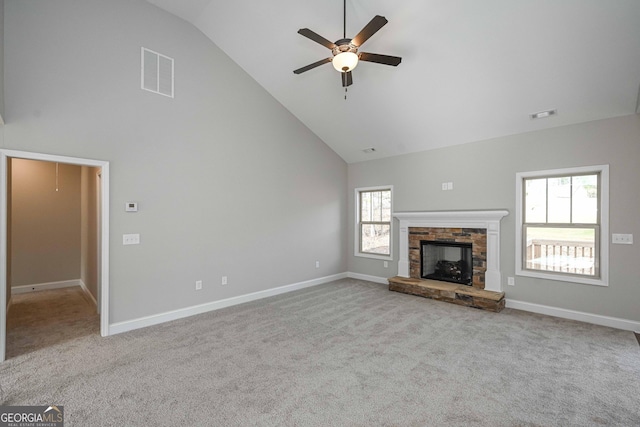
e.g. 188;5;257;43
141;47;174;98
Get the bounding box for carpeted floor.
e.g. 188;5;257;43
6;286;99;359
1;279;639;426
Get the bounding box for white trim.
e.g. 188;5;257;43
1;152;8;362
79;280;98;308
0;149;110;363
515;164;609;287
506;299;640;332
346;272;389;284
12;279;81;294
354;185;393;261
393;210;509;292
109;273;348;335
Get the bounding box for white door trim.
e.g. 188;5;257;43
0;149;110;362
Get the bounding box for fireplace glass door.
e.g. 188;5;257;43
420;241;473;285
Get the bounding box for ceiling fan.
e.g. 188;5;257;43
293;0;402;91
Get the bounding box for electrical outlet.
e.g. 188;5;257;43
507;277;515;286
195;280;202;290
221;276;228;285
383;261;388;268
315;261;320;268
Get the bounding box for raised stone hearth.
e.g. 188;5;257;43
388;276;505;312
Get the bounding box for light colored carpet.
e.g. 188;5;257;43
6;286;99;359
1;278;639;426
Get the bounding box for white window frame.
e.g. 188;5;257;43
515;165;609;286
354;185;393;260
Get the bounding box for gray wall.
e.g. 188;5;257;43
3;0;347;323
0;0;4;124
348;114;640;322
80;166;100;300
10;159;82;287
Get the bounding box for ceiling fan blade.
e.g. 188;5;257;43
359;52;402;66
341;71;353;87
297;28;337;50
351;15;388;47
293;58;332;74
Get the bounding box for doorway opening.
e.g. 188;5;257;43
0;150;110;362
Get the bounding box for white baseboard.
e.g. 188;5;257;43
78;280;98;308
11;278;98;308
108;272;348;335
12;279;82;294
347;272;389;284
506;299;640;332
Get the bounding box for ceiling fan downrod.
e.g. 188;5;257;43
343;0;346;39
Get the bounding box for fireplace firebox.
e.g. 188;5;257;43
420;240;473;286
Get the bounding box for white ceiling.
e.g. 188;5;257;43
147;0;640;163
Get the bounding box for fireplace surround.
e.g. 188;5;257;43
394;210;509;292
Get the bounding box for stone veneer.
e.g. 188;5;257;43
388;276;505;312
409;227;487;289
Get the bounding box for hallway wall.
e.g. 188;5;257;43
80;166;99;300
10;159;81;287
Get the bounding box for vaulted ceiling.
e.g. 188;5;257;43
147;0;640;163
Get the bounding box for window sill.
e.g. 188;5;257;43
516;268;608;287
355;252;392;261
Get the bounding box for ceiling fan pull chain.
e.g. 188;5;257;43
345;87;348;100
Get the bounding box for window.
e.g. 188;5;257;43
355;186;393;259
515;165;608;286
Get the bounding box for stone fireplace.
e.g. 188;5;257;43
394;210;509;293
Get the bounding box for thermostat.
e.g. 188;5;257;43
125;202;138;212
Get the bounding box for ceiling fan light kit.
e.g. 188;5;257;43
333;51;358;72
294;0;402;93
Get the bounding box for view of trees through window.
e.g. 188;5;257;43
359;189;391;255
524;174;599;276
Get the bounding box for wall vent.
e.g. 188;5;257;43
141;47;174;98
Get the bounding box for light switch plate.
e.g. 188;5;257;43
123;234;140;245
612;234;633;244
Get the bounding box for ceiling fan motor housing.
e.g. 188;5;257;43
332;39;358;56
